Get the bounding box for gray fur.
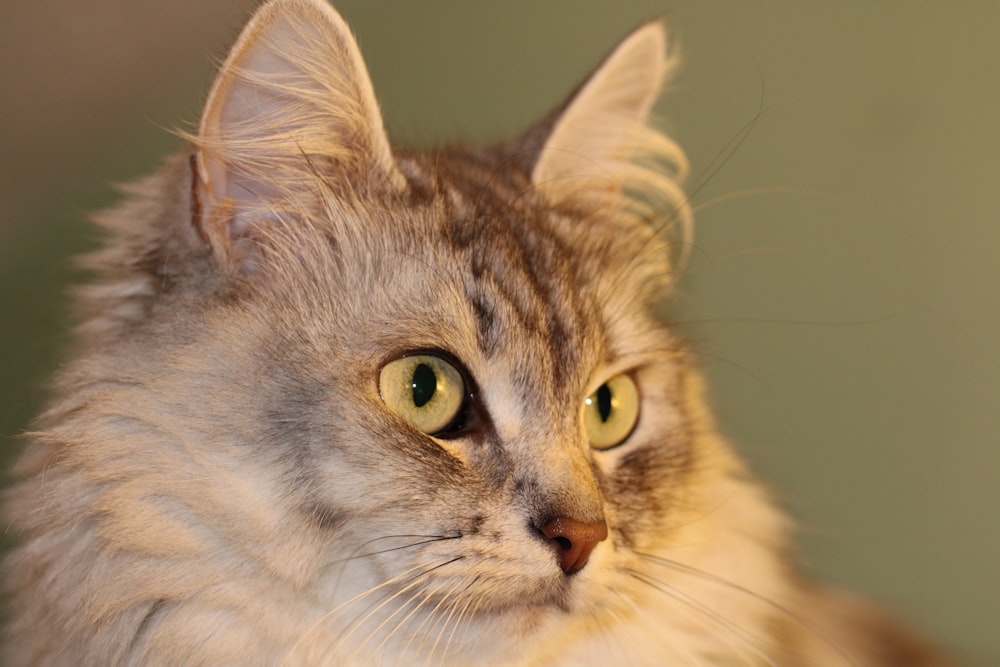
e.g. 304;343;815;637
4;1;952;665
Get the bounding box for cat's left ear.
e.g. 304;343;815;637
192;0;404;268
514;21;683;210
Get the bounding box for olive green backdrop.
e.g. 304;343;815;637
1;2;996;663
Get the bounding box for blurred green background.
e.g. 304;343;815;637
1;1;997;663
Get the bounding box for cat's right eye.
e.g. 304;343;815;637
379;354;466;436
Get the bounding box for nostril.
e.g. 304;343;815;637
539;517;609;575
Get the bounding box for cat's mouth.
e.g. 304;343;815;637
462;576;573;618
405;566;573;624
459;594;569;634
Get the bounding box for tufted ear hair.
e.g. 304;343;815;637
192;0;404;270
505;21;689;230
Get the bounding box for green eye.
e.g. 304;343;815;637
583;374;639;450
379;355;465;435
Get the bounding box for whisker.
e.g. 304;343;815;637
627;568;777;667
607;586;703;667
344;580;429;663
397;576;471;663
675;314;900;328
332;534;461;563
371;584;440;659
694;351;777;400
350;575;471;665
595;599;642;667
428;582;472;665
404;585;460;660
683;83;766;210
325;533;460;611
635;552;859;667
405;574;482;661
333;557;464;657
439;584;483;665
282;560;449;665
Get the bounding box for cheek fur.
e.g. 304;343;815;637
3;2;952;666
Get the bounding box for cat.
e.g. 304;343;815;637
3;0;954;665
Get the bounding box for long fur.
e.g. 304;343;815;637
4;1;950;665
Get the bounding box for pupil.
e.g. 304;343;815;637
411;363;437;408
597;384;613;422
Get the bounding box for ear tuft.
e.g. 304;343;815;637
531;21;667;189
191;0;403;269
527;22;689;229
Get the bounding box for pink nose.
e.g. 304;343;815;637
539;517;609;574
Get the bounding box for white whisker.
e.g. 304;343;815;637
628;568;776;667
333;557;463;659
609;585;705;667
282;560;447;665
636;552;859;667
439;585;483;665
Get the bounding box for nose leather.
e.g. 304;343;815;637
539;516;609;574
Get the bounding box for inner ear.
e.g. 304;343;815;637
520;22;678;207
192;0;404;270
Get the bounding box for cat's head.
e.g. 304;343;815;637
57;0;784;662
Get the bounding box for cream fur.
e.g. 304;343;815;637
3;1;951;666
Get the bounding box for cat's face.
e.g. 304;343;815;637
9;1;786;663
141;0;695;656
174;142;692;653
6;3;956;665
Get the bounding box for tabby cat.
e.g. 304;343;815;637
3;1;952;665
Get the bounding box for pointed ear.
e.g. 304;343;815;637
516;21;685;211
193;0;404;267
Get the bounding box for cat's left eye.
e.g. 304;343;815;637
583;374;640;450
379;354;466;436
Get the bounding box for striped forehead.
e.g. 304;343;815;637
396;150;607;391
453;197;598;390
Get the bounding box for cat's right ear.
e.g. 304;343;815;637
192;0;404;270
